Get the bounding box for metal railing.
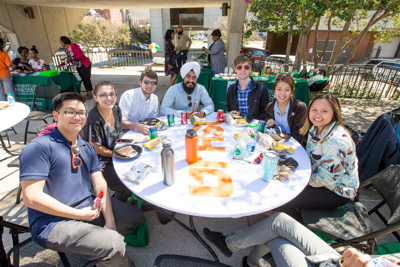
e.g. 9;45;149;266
327;64;400;100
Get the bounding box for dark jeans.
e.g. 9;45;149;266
177;50;188;71
103;163;132;202
278;186;350;222
77;63;93;92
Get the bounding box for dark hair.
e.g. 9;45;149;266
93;81;116;96
140;68;158;83
60;36;71;44
53;92;86;112
300;94;346;135
211;29;222;38
234;54;251;66
164;29;175;42
17;46;28;55
273;76;295;92
0;38;4;52
30;45;38;54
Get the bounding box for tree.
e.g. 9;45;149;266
130;25;151;45
247;0;400;75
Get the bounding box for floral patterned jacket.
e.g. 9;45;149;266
307;122;359;198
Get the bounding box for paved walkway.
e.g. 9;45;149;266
1;68;399;266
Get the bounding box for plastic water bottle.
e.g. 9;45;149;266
224;67;228;75
7;94;15;106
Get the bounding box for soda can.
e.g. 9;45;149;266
261;151;279;182
181;112;188;125
258;120;266;133
246;139;256;153
167;114;175;127
149;126;158;140
217;109;224;122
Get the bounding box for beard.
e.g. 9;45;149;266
178;30;183;35
183;80;196;95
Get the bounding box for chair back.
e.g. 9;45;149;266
31;84;61;111
370;165;400;225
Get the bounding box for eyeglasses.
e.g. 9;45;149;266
97;93;117;99
71;145;82;169
187;95;192;108
236;64;251;70
61;110;88;118
252;153;264;165
276;74;294;80
143;80;157;86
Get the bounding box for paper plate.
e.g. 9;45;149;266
113;145;143;160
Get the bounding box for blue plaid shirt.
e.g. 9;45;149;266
237;79;253;117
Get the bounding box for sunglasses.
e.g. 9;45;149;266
187;95;193;108
252;153;264;165
276;74;294;80
236;64;251;70
143;80;157;86
71;145;82;169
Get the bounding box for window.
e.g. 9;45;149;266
316;40;335;62
252;50;267;56
170;8;204;26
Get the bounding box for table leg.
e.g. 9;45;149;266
0;135;18;162
154;208;219;262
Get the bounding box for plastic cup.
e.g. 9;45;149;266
49;63;55;70
261;151;279;182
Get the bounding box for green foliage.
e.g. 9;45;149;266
71;17;131;52
130;25;151;45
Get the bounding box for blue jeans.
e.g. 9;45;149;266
0;76;14;101
226;212;340;267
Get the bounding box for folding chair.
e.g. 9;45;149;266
23;84;61;144
0;216;100;267
301;165;400;254
154;254;232;267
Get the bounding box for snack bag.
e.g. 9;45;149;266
142;138;162;150
123;162;153;184
236;119;248;127
156;121;168;131
189;115;206;125
273;142;294;154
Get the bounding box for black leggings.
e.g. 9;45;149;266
103;162;132;202
77;63;93;92
278;186;350;222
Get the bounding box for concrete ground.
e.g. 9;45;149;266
1;67;399;266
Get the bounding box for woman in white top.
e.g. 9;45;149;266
28;46;46;71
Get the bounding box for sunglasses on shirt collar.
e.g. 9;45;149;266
187;95;192;108
71;145;82;169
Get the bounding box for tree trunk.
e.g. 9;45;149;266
284;25;294;72
312;17;320;69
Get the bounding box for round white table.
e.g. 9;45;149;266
0;102;30;156
114;112;311;261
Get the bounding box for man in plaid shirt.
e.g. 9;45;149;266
226;54;270;120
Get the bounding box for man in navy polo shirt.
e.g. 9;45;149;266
19;92;142;266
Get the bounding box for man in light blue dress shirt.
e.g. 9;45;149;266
161;62;215;117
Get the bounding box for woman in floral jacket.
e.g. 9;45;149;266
164;29;181;87
279;94;359;220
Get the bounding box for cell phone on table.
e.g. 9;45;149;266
116;138;134;144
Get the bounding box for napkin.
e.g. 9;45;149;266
273;165;293;182
124;133;150;143
256;132;274;150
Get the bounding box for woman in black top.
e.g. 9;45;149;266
83;81;131;201
12;46;33;71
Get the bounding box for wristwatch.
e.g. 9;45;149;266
202;111;207;117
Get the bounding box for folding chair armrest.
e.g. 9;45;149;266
344;220;400;243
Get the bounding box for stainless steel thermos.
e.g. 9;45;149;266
161;139;175;185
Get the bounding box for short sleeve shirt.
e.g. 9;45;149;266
0;51;12;78
12;58;31;71
28;59;46;71
82;105;122;163
19;128;102;248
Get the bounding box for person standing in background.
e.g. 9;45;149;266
201;29;226;75
0;38;15;101
28;46;46;71
59;36;93;100
164;29;181;87
174;25;192;72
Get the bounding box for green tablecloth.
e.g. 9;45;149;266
176;66;213;90
13;72;80;110
208;75;310;112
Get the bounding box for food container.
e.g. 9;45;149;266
40;70;59;77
